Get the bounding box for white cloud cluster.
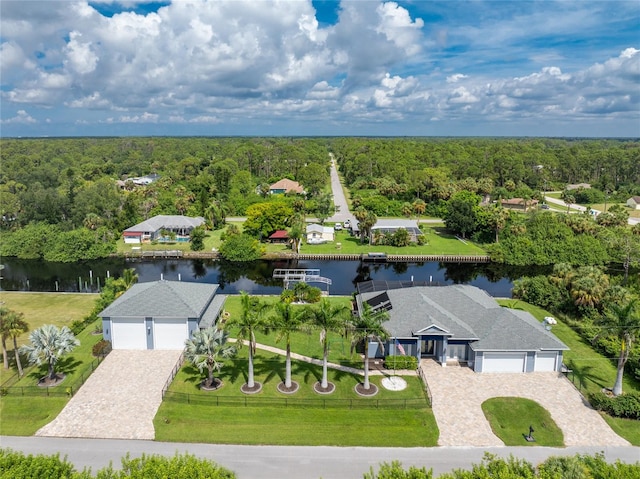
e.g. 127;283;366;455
0;1;638;135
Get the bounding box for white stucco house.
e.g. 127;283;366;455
626;196;640;210
306;224;334;243
122;215;205;244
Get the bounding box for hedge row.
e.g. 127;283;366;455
589;391;640;420
384;355;418;370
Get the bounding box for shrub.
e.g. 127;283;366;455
92;340;112;358
589;391;640;419
384;355;417;370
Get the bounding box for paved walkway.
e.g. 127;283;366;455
422;359;630;447
36;350;182;440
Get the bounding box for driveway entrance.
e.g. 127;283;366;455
421;359;629;447
36;350;182;440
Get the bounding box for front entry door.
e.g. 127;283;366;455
421;339;436;356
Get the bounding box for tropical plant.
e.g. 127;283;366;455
4;310;29;376
185;327;236;389
595;298;640;396
20;325;80;381
229;291;269;390
412;198;426;224
268;302;305;389
121;268;139;290
349;302;390;391
307;298;350;390
0;306;11;370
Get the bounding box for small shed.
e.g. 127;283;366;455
626;196;640;210
268;230;290;243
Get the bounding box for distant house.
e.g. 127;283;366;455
354;282;568;373
627;196;640;210
566;183;591;190
268;230;290;243
306;224;334;242
501;198;538;212
370;219;422;245
100;280;226;350
122;215;205;244
269;178;304;195
129;173;160;186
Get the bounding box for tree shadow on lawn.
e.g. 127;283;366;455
26;356;83;385
566;360;607;396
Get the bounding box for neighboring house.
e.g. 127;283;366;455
268;230;290;243
500;198;538;212
354;282;568;373
129;173;160;186
626;196;640;210
269;178;304;195
566;183;591;190
100;280;226;350
370;219;422;244
306;224;334;242
122;215;205;244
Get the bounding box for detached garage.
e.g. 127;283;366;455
100;280;226;350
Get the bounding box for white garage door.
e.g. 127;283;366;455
111;318;147;350
534;352;557;372
482;352;526;373
154;319;188;350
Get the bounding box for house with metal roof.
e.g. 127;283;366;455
100;280;226;350
122;215;205;244
306;224;334;243
354;282;568;373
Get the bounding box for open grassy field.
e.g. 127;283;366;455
498;299;640;445
482;397;564;447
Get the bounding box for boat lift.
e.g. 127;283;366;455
272;268;332;293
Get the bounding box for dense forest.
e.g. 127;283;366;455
1;137;639;264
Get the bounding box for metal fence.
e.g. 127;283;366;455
0;356;104;398
162;390;429;409
161;352;185;398
417;365;433;406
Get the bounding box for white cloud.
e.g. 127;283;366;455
1;110;37;124
446;74;467;84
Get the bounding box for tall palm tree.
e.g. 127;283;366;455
229;291;269;390
269;301;305;390
20;325;79;381
307;299;350;391
596;299;639;396
185;327;236;389
349;302;389;391
0;306;11;370
412;199;426;224
6;310;29;376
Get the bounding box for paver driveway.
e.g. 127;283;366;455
421;359;630;447
36;350;182;440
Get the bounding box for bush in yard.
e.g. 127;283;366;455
0;448;82;479
92;340;112;358
588;391;640;420
384;355;417;370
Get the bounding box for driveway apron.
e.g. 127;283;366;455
36;350;182;440
421;359;629;447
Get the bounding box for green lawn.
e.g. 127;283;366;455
301;225;487;256
0;292;98;384
482;397;564;447
156;350;437;446
498;299;640;445
0;319;105;435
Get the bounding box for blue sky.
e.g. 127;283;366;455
1;0;638;137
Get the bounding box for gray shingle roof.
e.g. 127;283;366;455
124;215;204;233
357;285;567;352
198;294;228;329
100;280;219;319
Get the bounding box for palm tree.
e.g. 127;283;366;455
596;299;639;396
412;199;426;224
20;325;79;382
229;291;269;391
0;306;11;370
307;298;350;391
5;310;29;376
269;301;305;390
401;202;413;218
185;327;236;389
121;268;139;290
349;302;389;392
489;206;510;243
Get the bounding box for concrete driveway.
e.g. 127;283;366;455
421;360;630;447
36;350;183;440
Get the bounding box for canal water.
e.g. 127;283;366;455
0;257;545;297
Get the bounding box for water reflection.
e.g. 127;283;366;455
0;257;543;297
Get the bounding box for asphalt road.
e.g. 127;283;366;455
1;436;638;478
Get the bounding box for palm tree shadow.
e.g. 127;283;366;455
567;360;606;398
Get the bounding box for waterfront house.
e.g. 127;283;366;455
122;215;205;244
